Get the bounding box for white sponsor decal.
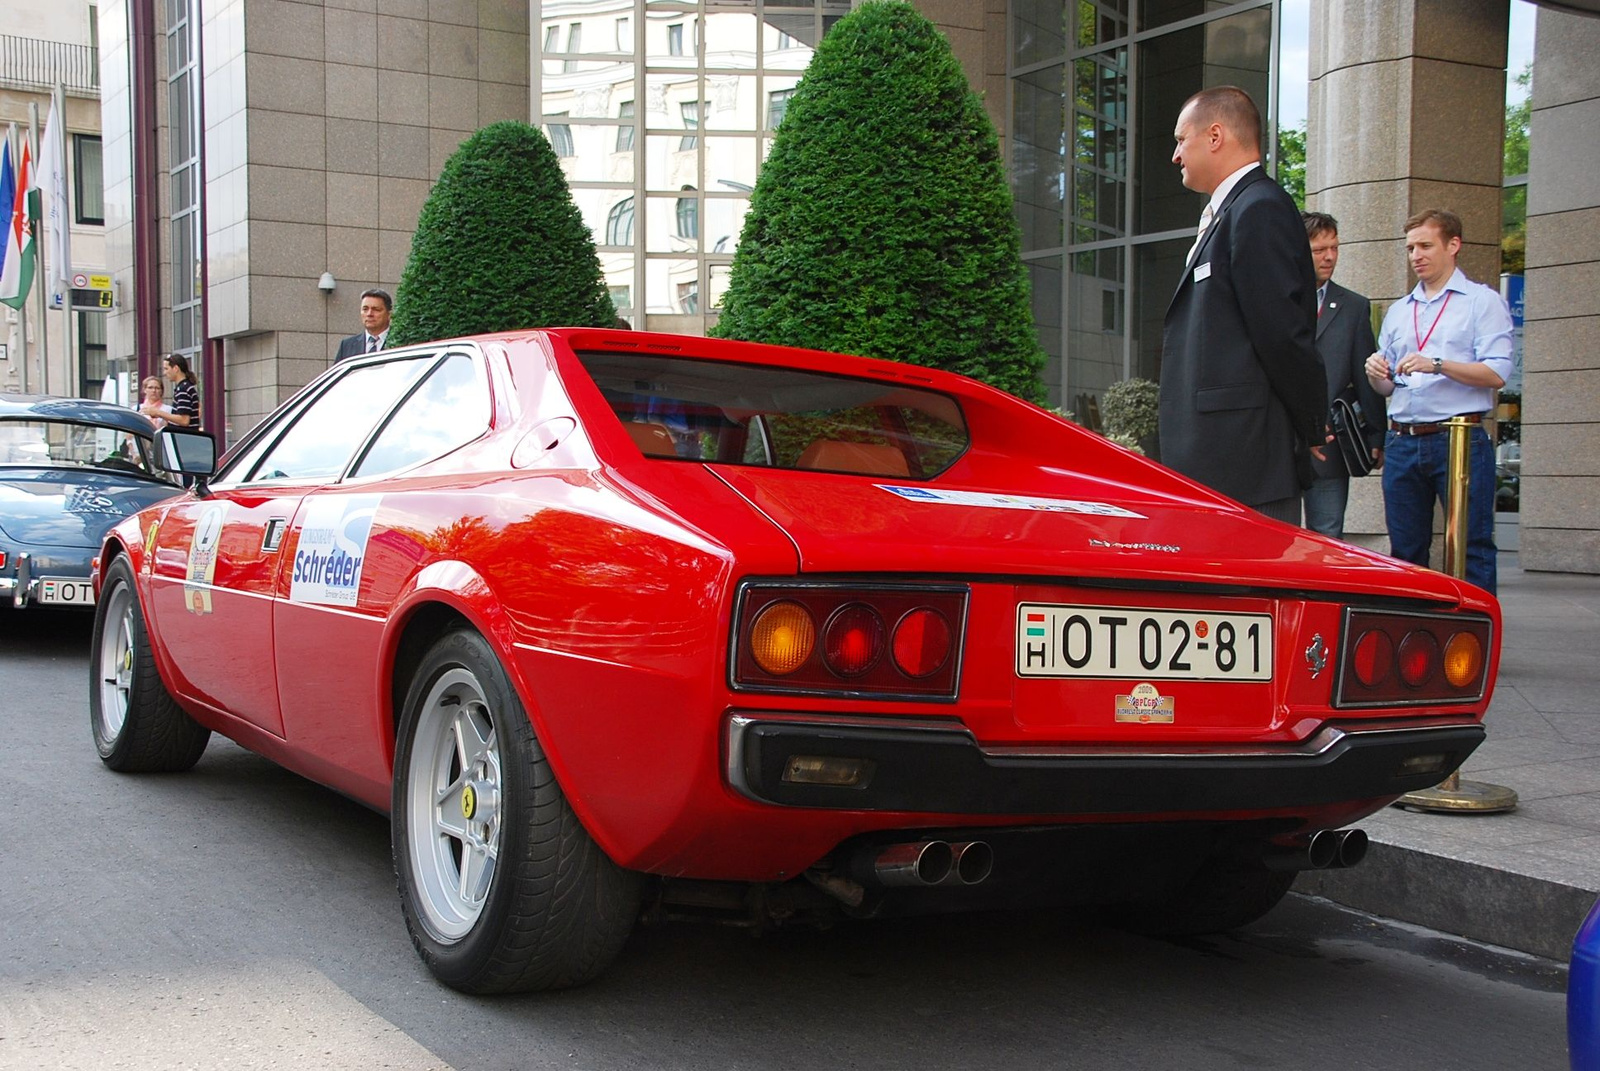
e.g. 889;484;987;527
289;495;381;607
877;485;1145;519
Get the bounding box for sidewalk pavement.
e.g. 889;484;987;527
1299;553;1600;962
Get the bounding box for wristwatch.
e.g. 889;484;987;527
1431;356;1444;374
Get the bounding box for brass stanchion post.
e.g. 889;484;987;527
1394;417;1518;814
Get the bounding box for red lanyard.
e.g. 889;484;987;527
1413;291;1453;352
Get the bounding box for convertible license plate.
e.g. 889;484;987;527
38;577;95;606
1017;603;1272;681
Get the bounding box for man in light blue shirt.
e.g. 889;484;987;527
1364;208;1513;593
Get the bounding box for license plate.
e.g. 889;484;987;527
38;577;95;606
1017;603;1272;681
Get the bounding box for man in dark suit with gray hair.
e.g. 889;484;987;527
335;288;393;362
1159;86;1327;524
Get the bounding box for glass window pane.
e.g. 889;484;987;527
1076;0;1131;48
74;135;105;224
1013;0;1066;67
648;195;697;252
704;11;757;69
551;125;632;183
1138;0;1233;33
704;195;749;254
704;75;755;130
704;137;757;192
1027;257;1064;408
604;196;635;246
544;114;574;157
354;353;488;477
248;358;432;483
1013;66;1066;253
1134;236;1189;385
647;133;700;191
1134;8;1270;237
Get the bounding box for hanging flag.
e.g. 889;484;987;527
0;136;14;284
40;89;70;295
0;138;35;310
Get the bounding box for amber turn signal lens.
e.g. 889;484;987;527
749;601;815;675
1443;631;1483;688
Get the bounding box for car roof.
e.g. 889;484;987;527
0;393;158;436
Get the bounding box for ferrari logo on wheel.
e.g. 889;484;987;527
462;783;477;820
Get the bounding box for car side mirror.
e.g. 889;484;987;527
155;428;217;494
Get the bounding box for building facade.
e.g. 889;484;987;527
85;0;1600;572
1;1;109;399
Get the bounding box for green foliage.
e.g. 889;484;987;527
711;1;1046;403
1276;123;1306;211
1100;377;1158;444
389;122;613;346
1502;63;1531;275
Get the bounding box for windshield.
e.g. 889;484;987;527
577;351;969;479
0;419;163;478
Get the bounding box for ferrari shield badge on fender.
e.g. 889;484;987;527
1115;682;1174;724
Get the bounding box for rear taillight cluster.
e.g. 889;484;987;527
1335;609;1492;707
732;583;966;699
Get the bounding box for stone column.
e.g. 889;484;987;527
1519;9;1600;575
1306;0;1509;555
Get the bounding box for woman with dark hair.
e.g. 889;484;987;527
154;353;201;430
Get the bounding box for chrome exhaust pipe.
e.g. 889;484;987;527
1331;828;1368;869
941;840;994;886
870;840;953;887
1263;829;1341;872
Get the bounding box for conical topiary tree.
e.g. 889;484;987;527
388;121;613;346
711;0;1045;402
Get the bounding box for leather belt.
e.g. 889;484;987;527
1388;414;1485;437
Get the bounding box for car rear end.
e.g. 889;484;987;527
548;330;1498;918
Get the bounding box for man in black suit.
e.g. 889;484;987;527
1158;86;1326;524
1302;211;1383;539
335;288;393;361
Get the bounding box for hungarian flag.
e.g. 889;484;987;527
0;139;14;284
0;138;36;310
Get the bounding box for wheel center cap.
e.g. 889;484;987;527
461;783;477;820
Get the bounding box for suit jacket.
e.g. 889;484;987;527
335;333;376;362
1312;279;1383;480
1157;168;1327;507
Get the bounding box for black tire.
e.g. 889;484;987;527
1114;859;1295;937
392;628;640;994
89;554;211;772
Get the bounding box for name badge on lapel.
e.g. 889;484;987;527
1193;262;1212;283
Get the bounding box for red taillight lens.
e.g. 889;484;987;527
1397;631;1438;688
1352;629;1393;687
1336;609;1492;707
733;584;966;698
823;604;884;677
892;607;952;678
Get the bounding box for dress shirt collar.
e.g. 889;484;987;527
1206;160;1261;217
1406;266;1470;305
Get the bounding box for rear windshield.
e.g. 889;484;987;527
577;351;968;479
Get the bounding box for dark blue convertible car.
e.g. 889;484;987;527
0;394;180;609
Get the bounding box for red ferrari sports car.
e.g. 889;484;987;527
90;329;1497;993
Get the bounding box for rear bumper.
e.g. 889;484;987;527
727;713;1484;815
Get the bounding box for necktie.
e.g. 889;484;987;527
1186;203;1214;265
1317;284;1327;318
366;334;379;353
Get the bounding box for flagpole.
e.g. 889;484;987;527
28;102;48;396
53;84;72;399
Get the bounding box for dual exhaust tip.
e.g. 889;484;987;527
1265;828;1368;872
871;839;993;888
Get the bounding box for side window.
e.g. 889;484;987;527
352;353;489;477
245;358;431;483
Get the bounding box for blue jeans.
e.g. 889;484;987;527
1382;426;1497;594
1303;475;1350;539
